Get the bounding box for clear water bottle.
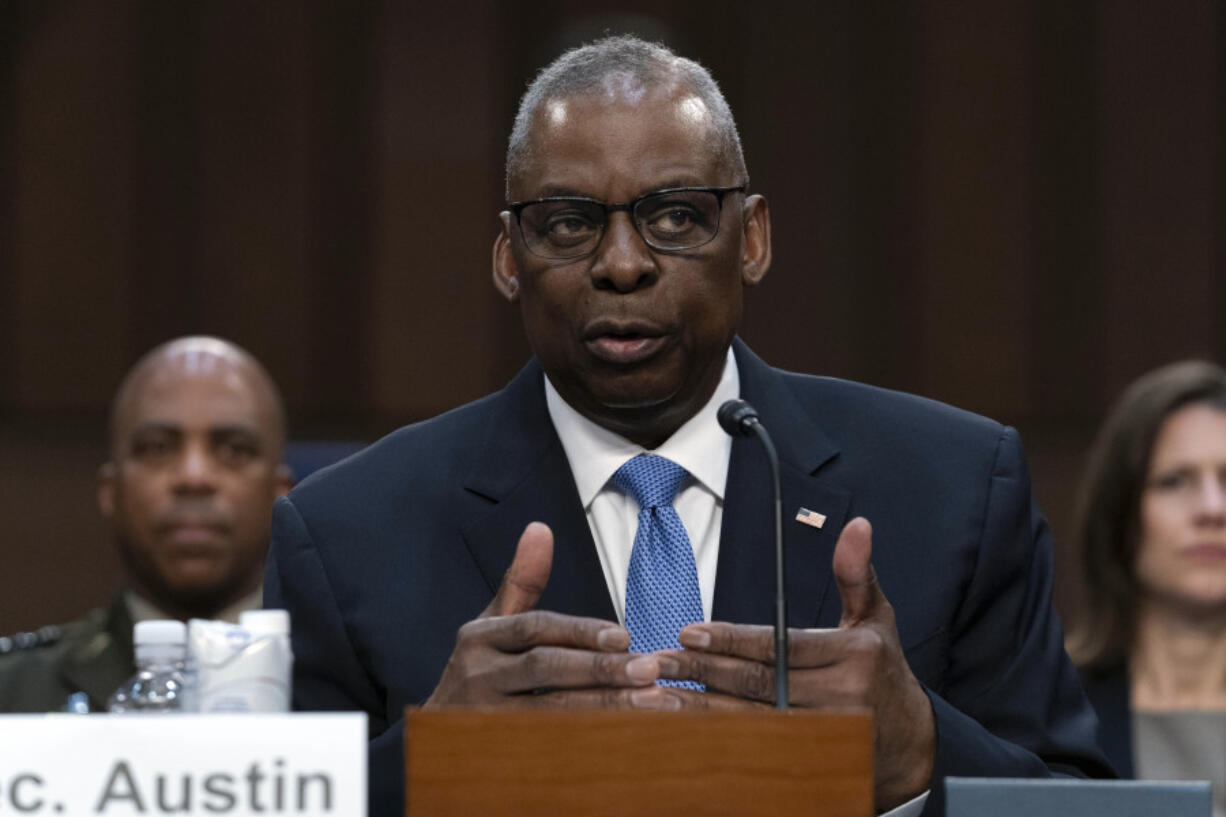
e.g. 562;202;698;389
107;620;187;713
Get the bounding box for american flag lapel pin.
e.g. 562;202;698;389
795;507;827;529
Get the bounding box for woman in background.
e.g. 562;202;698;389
1069;359;1226;814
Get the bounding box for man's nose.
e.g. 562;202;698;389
590;212;657;292
173;443;218;493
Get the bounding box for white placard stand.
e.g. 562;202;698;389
0;713;366;817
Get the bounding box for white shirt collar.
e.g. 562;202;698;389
544;347;740;507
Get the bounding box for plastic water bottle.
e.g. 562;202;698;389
237;608;293;711
107;620;188;713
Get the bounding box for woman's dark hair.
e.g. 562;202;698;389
1067;360;1226;671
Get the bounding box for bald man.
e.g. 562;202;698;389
0;337;292;712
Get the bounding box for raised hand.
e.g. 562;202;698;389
657;517;935;811
424;521;679;710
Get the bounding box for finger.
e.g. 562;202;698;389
497;647;660;694
677;622;848;665
678;622;774;661
471;609;630;653
833;516;885;625
658;647;881;708
657;648;777;703
483;521;554;618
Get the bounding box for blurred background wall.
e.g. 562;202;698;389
1;0;1223;632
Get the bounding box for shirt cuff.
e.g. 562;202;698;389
879;789;929;817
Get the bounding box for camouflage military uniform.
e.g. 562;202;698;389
0;597;134;712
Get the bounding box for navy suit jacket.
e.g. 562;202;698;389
266;340;1111;816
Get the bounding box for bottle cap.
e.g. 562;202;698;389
133;620;186;646
240;609;290;636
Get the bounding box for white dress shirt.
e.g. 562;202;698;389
544;346;928;817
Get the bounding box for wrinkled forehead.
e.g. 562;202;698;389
514;81;724;195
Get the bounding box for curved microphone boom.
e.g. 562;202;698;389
717;399;788;711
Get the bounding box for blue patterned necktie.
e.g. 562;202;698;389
613;454;705;691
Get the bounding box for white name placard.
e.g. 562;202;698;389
0;713;366;816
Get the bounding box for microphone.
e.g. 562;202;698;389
717;399;788;711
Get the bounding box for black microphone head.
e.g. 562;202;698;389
717;399;760;437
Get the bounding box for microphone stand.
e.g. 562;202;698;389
749;422;788;711
718;399;788;711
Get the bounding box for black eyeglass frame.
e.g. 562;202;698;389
506;184;748;260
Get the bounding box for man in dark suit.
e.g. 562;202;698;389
266;36;1110;816
0;337;292;712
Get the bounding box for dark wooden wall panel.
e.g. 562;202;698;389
128;1;203;358
194;3;317;408
0;427;119;626
0;2;18;409
14;1;135;411
1219;4;1226;363
734;4;929;396
1219;4;1226;364
839;4;928;398
1033;0;1102;419
1100;2;1218;397
369;0;508;419
919;2;1035;419
304;1;379;417
739;3;857;383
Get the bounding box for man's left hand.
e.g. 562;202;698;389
655;517;935;813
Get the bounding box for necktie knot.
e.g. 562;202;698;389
612;454;687;510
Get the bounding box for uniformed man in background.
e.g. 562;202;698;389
0;336;292;711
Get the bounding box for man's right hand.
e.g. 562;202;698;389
423;521;679;709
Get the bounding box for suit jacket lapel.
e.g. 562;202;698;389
461;359;617;622
712;340;851;628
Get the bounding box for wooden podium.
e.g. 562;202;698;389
405;708;873;816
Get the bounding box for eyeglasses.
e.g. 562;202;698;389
508;185;747;260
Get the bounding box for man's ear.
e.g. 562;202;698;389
98;462;117;519
492;211;520;302
740;194;772;287
274;464;294;498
